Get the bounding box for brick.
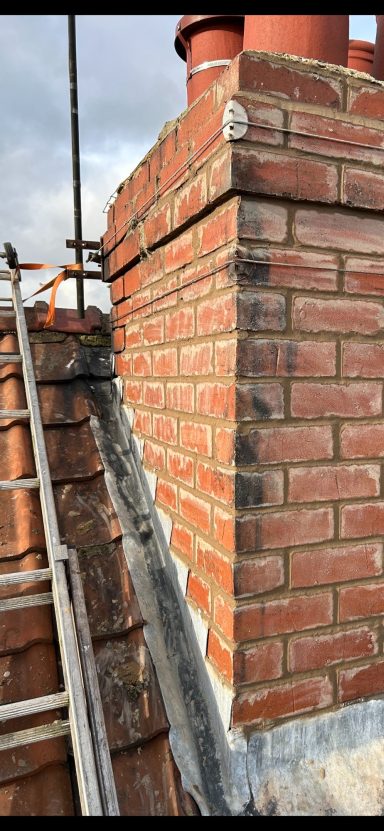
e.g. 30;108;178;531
124;380;142;404
215;340;237;377
233;146;338;203
180;343;213;376
152;347;177;377
156;478;177;511
165;307;194;341
143;381;165;409
233;676;333;726
152;276;178;312
132;289;151;317
239;53;343;109
236;248;339;292
196;538;233;594
291;382;382;419
234;641;283;684
166;382;194;413
341;423;384;459
177;87;216;148
291;543;383;588
344;256;384;296
237;291;286;332
112;297;132;327
167;449;194;487
171;521;193;561
235;592;333;641
139;249;163;289
143;439;164;470
238;339;336;378
132;351;151;377
233;97;285;148
295;208;384;255
234;555;284;597
343;343;384;378
338;660;384;703
214;508;236;553
238;198;288;244
207;630;232;682
288;464;380;503
348;85;384;118
111;276;124;304
174;171;207;227
115;352;131;378
208;148;233;202
196;462;235;505
289;111;384;165
341;502;384;540
236;383;284;420
236;425;333;465
115;230;141;272
214;595;235;640
293;297;384;335
180;489;211;535
343;167;384;211
125;323;142;348
236;470;284;508
215;427;236;465
143;315;164;346
153;413;177;445
339;583;384;622
180;421;212;457
237;507;334;552
197;202;238;257
133;410;151;436
197;383;236;420
164;230;194;274
180;263;213;301
289;627;377;673
123;266;141;297
112;328;124;353
144;201;172;248
197;294;236;336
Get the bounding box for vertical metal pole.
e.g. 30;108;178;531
68;14;85;318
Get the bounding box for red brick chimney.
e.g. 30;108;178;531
103;43;384;742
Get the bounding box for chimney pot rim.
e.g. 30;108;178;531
175;14;244;61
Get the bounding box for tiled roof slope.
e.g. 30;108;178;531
0;314;198;816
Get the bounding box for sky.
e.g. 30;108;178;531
0;15;377;311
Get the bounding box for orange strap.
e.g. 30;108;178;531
20;262;83;328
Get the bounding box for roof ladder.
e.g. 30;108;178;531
0;244;119;816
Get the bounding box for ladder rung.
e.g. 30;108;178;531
0;355;21;363
0;409;30;419
0;274;11;282
0;691;69;723
0;298;13;302
0;478;39;490
0;592;53;611
0;311;15;317
0;720;70;751
0;568;52;586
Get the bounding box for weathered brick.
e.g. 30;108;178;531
236;425;333;465
288;464;380;503
187;572;211;615
124;380;142;404
237;507;334;552
295;208;384;255
166;382;194;413
237;292;286;332
197;202;238;256
234;555;284;597
344;256;384;296
214;507;236;553
343;167;384;211
239;53;343;108
132;351;152;377
238;339;336;377
115;352;131;378
291;543;383;588
341;502;384;540
236;470;284;508
339;583;384;622
171;521;194;561
180;489;211;535
348;85;384;118
293;297;384;335
180;343;213;376
291;382;382;419
143;439;164;470
235;592;333;641
167;448;194;487
207;630;233;682
152;413;178;444
165;307;195;341
343;343;384;378
208;148;233;202
215;340;237;376
341;423;384;459
338;660;384;703
180;421;212;457
152;347;177;377
197;294;236;336
233;146;338;203
290;110;384;165
197;383;236;420
112;328;125;353
196;538;233;594
123;266;141;298
236;383;284;420
143;381;165;409
111;276;124;305
238;198;288;243
215;427;236;465
234;641;284;684
174;171;207;227
214;595;235;640
289;627;377;673
156;478;177;511
233;676;333;726
143;315;164;346
164;230;194;274
144;201;172;248
125;322;142;348
196;462;234;506
133;410;151;437
236;248;338;292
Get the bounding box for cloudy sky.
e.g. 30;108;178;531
0;15;377;311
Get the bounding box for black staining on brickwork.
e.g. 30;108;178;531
235;431;260;465
285;340;299;376
235;472;264;508
236;386;272;420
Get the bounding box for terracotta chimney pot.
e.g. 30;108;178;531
348;39;374;74
243;15;349;66
372;15;384;80
175;14;244;106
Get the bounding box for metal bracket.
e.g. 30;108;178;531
222;100;248;142
53;544;69;562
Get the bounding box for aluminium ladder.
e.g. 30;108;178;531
0;244;119;816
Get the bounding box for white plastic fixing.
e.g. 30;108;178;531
222;100;248;142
